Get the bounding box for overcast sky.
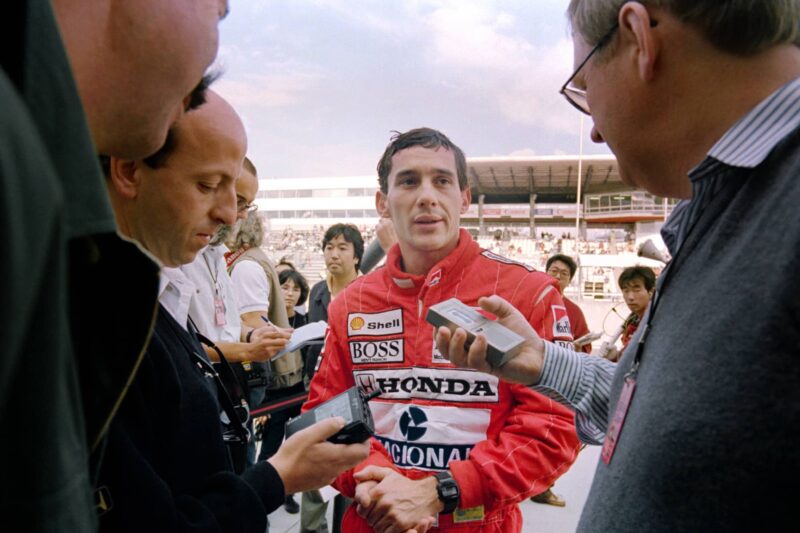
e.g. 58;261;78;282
213;0;611;179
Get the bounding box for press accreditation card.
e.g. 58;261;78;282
214;296;227;326
601;375;636;464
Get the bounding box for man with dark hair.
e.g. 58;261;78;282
616;266;656;353
305;127;580;533
305;223;365;380
545;254;592;355
529;253;593;508
2;0;229;529
301;222;365;533
376;128;469;195
437;1;800;530
101;90;369;530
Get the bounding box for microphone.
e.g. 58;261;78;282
359;239;386;275
597;324;624;360
637;239;669;263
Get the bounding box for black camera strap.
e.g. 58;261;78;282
184;318;250;446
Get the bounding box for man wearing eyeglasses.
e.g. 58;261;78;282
437;1;800;531
545;254;592;355
101;89;369;531
182;157;288;369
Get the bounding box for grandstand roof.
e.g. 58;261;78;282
467;154;623;204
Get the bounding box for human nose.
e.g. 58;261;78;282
218;0;229;19
416;179;439;207
590;124;605;143
214;186;238;226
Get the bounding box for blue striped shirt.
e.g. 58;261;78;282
535;75;800;444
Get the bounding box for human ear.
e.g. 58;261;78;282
108;158;142;199
460;187;472;214
375;190;390;218
619;1;659;82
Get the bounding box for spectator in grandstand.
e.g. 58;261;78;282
301;222;365;533
276;257;298;273
305;128;580;533
227;187;306;514
2;1;233;528
101;90;368;530
436;1;800;530
616;265;656;356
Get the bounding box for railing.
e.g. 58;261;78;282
583;200;678;218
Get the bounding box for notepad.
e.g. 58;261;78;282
271;320;327;359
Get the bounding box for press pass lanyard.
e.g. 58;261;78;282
203;252;228;327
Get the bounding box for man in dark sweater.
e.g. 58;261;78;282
101;89;369;531
436;1;800;531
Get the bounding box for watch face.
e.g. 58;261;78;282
441;484;458;498
435;471;460;513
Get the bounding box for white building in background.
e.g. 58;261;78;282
254;155;675;301
255;175;379;232
254;154;675;246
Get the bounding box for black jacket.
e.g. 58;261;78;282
305;280;332;379
97;306;285;532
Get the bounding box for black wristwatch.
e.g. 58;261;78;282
434;470;460;514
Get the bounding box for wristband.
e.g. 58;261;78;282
245;329;254;343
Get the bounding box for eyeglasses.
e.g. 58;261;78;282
559;22;619;115
236;196;257;213
547;267;572;280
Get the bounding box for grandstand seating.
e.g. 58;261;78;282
261;229;661;301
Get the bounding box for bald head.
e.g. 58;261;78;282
163;91;247;167
108;90;248;267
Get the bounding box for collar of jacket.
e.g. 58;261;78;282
382;228;478;293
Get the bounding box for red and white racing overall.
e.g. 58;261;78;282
304;230;581;532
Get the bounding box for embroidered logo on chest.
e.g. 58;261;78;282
348;309;404;336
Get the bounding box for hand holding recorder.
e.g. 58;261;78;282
432;295;547;386
267;416;370;494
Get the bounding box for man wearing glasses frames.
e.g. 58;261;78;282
101;90;370;531
437;1;800;531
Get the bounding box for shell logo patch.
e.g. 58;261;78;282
347;309;404;336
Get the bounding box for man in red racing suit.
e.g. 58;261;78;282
304;128;580;533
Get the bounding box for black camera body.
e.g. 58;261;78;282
285;386;379;444
241;361;271;389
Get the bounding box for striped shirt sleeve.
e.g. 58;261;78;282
531;342;617;445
